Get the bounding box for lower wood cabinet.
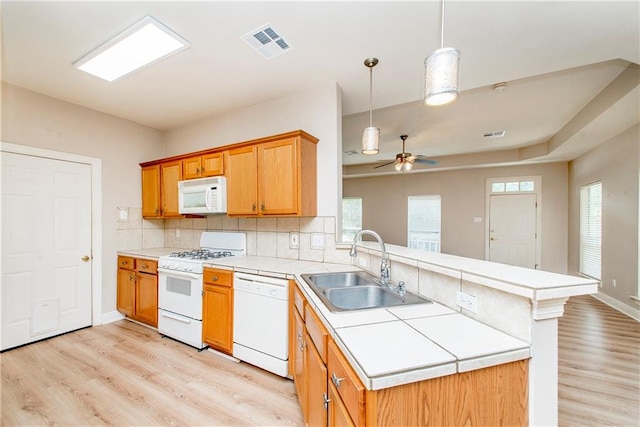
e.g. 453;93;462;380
117;256;158;327
289;281;529;427
202;268;233;354
290;282;363;427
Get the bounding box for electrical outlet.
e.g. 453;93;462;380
289;232;299;249
612;279;617;288
175;228;180;238
456;290;478;314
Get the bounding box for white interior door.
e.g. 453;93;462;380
1;152;92;350
489;194;538;268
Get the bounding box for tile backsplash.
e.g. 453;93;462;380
115;207;350;264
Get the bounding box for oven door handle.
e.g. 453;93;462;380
158;267;202;280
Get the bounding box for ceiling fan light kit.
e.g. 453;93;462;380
374;134;438;173
362;57;380;155
424;0;460;107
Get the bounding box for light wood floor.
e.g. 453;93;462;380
1;295;638;426
1;320;303;426
558;295;640;427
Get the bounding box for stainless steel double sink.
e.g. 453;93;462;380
300;271;431;313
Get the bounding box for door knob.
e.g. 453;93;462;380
82;255;91;262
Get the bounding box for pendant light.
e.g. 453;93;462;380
424;0;460;107
362;57;380;155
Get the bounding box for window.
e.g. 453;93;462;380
491;179;535;193
408;195;441;252
342;197;362;242
580;182;602;280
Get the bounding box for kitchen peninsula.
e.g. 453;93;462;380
119;241;598;426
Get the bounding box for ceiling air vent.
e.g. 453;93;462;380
241;23;293;60
483;130;506;138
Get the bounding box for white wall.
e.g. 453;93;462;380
1;83;164;314
344;162;569;274
163;81;343;218
569;124;639;314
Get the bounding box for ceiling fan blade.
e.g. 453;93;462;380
373;160;396;169
413;156;439;165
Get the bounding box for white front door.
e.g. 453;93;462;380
1;152;92;350
489;194;538;268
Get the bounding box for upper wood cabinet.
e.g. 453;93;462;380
226;132;318;217
182;152;224;180
141;165;161;217
140;130;318;218
141;161;182;218
160;161;182;217
226;145;259;215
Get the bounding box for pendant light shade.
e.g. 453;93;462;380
424;0;460;107
362;126;380;155
362;57;380;155
424;47;460;106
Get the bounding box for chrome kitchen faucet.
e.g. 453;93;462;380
349;229;391;286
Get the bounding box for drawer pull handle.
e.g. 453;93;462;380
212;275;219;281
331;372;344;388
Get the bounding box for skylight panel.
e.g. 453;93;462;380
73;15;190;82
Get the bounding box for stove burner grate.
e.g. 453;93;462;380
169;249;234;260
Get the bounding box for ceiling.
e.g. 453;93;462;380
2;1;639;172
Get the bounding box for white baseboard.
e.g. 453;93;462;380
592;292;640;322
101;310;125;325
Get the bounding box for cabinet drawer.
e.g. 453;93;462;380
293;283;306;320
328;340;366;427
118;256;135;270
136;258;158;274
305;304;328;363
203;268;233;287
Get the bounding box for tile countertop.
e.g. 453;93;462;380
117;248;530;391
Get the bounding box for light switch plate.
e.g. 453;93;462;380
289;232;300;249
117;207;129;222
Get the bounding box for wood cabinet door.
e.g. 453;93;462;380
202;284;233;354
201;152;224;176
292;309;307;414
328;383;356;427
135;272;158;327
306;332;328;427
182;156;202;180
160;160;182;217
226;146;258;215
141;165;161;218
116;268;135;317
258;138;298;215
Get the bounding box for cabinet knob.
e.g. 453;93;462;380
212;275;219;282
260;204;265;212
331;372;344;388
252;204;256;212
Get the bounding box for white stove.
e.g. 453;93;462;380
157;231;246;350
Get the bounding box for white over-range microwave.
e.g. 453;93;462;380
178;176;227;215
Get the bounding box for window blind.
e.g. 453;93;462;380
580;182;602;280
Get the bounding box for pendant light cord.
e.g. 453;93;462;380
369;66;373;127
440;0;445;49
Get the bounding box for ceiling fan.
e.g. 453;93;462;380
374;135;439;172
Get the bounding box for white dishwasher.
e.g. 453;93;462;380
233;272;289;377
